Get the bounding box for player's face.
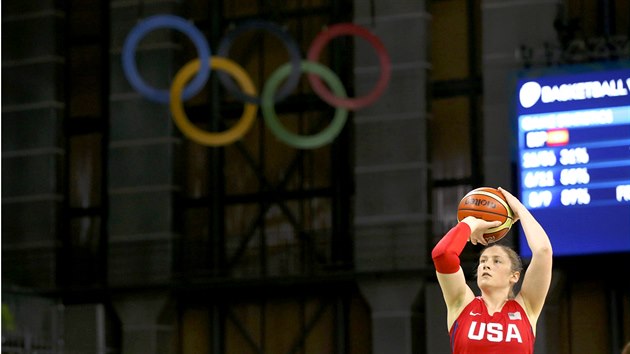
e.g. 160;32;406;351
477;247;516;289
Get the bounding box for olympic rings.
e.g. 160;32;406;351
262;61;348;149
307;23;391;110
123;15;211;103
122;15;391;148
170;57;258;146
217;20;302;104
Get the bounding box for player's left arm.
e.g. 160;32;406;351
499;188;553;321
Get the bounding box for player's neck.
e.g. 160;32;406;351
481;291;509;315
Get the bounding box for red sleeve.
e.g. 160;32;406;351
431;222;471;274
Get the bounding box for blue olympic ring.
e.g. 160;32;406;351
122;14;211;103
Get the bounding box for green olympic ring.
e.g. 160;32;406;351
261;61;348;149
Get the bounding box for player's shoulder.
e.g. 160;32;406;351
512;294;529;312
448;294;480;332
459;296;484;314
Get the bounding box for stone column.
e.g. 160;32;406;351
1;0;62;290
108;3;183;353
113;293;175;354
64;304;119;354
352;1;430;353
482;1;561;353
359;278;423;354
481;0;561;188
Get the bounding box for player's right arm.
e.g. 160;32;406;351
432;217;500;329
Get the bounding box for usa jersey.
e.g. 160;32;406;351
449;297;535;354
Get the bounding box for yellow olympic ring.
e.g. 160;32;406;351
170;57;258;146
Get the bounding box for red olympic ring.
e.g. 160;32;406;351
307;23;391;110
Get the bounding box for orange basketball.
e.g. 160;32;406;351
457;187;514;243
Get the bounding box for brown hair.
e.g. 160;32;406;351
480;244;523;298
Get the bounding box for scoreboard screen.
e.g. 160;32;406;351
514;62;630;257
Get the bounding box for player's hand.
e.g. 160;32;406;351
460;216;501;246
497;187;525;223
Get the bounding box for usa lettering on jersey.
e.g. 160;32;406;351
467;321;523;343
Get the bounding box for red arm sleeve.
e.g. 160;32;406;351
431;222;471;274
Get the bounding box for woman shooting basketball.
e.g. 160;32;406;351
432;187;553;354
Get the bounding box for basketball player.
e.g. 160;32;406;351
432;187;553;354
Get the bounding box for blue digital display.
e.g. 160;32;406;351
514;62;630;257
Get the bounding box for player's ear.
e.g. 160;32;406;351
510;271;520;284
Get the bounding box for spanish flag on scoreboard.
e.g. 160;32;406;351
546;128;569;146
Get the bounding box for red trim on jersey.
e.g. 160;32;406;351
432;222;471;274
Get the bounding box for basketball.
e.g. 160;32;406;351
457;187;514;243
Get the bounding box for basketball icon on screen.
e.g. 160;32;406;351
519;81;542;108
